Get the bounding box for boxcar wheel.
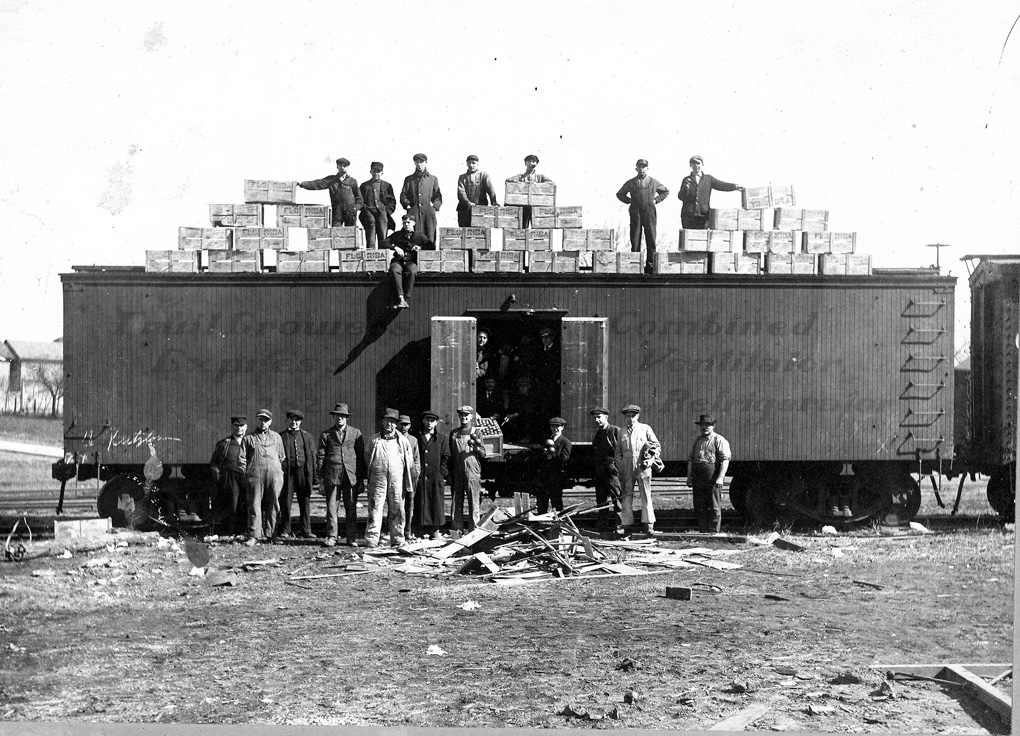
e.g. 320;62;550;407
97;474;152;530
987;465;1016;521
870;468;921;526
728;475;748;515
746;474;796;528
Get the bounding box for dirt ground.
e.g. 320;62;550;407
0;502;1013;735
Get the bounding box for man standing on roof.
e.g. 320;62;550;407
506;154;553;228
386;214;435;310
297;157;364;227
616;159;669;274
400;153;443;243
687;414;731;534
456;155;499;227
358;161;397;248
618;404;662;536
678;155;744;230
241;409;286;546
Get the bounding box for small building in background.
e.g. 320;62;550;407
1;339;64;416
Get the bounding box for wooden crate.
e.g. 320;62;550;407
802;232;831;254
178;227;232;251
362;249;389;272
531;206;583;229
497;250;524;273
339;250;365;273
299;251;329;273
472;250;499;273
306;226;360;251
742;184;795;209
680;229;710;252
495;206;523;229
438;227;470;249
743;231;769;253
276;252;302;273
504;180;556;207
276;204;331;228
767;231;799;254
470;206;523;229
774;207;828;232
553;252;580;273
618;252;644;274
146;250;200;273
209;204;263;227
735;253;762;274
765;253;793;274
418;251;442;273
708;209;739;230
562;228;614;251
207;251;259;273
593;251;619;274
444;252;470;272
710;252;738;274
528;251;554;273
829;232;857;254
770;185;796;208
792;253;817;275
244;179;297;204
234;227;288;251
846;254;872;275
463;227;491;250
707;230;736;252
819;253;848;275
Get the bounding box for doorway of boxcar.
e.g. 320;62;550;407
430;313;608;497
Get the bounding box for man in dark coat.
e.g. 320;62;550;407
210;415;248;536
386;214;435;310
616;159;669;274
535;417;572;514
677;155;743;229
414;412;450;541
591;407;626;536
400;153;443;243
358;161;397;248
316;402;367;547
276;409;317;540
298;157;364;226
456;154;499;226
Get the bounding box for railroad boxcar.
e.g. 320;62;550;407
56;265;955;526
959;255;1019;518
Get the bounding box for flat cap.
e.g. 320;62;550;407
548;417;566;426
620;404;642;415
538;326;554;336
285;409;304;420
370;161;384;172
382;408;400;421
466;154;479;163
329;403;350;415
335;157;350;167
524;154;539;163
255;408;272;419
398;414;412;425
412;153;428;162
401;214;416;222
695;414;717;425
456;405;475;415
590;407;609;416
636;158;649;167
689;155;703;165
231;415;248;425
422;409;439;420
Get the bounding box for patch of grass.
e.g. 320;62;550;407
0;415;63;446
0;451;60;491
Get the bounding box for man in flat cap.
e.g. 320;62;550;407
456;155;499;227
617;159;669;274
414;410;450;540
618;404;662;536
533;325;560;408
678;155;744;230
241;409;286;545
298;157;364;227
400;153;443;244
535;417;572;514
590;407;625;536
316;403;367;547
385;214;435;310
506;154;554;228
276;409;317;540
364;408;416;548
686;414;731;534
210;415;249;537
396;414;422;541
358;162;397;249
449;406;487;535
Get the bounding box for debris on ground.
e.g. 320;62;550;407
426;645;447;656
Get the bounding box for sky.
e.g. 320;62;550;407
1;0;1018;356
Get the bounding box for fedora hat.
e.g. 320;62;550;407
329;403;350;416
695;414;716;425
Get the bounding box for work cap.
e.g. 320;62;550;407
398;414;412;425
636;158;649;167
336;157;350;167
256;409;272;420
401;214;415;222
231;415;248;425
539;326;554;337
370;161;384;172
329;403;350;416
548;417;566;426
412;153;428;163
422;410;439;420
286;409;304;420
695;414;717;425
382;408;400;421
689;155;703;165
524;154;539;163
590;407;609;416
620;404;641;415
456;405;475;415
466;154;479;163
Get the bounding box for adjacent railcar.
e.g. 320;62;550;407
57;266;955;525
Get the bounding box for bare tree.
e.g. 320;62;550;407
31;363;64;418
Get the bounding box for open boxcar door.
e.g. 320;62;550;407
560;317;608;431
430;316;477;433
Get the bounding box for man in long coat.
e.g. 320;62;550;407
276;409;317;540
316;402;366;547
298;157;364;226
414;409;450;539
400;153;443;243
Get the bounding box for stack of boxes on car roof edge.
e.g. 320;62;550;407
145;179;869;277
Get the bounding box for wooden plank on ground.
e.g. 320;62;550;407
871;663;1012;678
431;528;493;559
941;665;1012;723
708;703;769;730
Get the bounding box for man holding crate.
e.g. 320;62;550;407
505;154;553;228
297;157;363;227
616;159;669;275
456;155;499;226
